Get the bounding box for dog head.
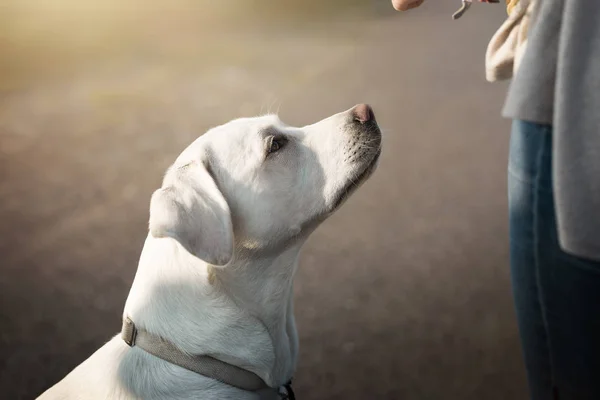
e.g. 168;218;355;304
148;104;382;265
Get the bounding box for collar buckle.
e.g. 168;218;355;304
121;316;137;347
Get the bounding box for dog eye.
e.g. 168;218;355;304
266;136;287;154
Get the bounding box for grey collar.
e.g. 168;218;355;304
121;316;294;398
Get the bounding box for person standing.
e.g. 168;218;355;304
392;1;600;399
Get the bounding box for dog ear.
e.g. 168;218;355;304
148;161;233;266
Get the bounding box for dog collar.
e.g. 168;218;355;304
121;317;294;399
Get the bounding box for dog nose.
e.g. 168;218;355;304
351;104;375;124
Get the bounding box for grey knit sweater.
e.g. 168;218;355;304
503;0;600;261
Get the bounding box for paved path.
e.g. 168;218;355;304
0;2;526;399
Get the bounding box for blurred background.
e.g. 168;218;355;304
0;1;525;399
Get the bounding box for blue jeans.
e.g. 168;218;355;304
508;120;600;400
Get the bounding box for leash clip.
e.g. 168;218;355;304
452;0;472;19
278;379;295;400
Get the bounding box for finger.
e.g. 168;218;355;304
392;0;425;11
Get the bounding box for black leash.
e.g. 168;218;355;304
281;379;295;400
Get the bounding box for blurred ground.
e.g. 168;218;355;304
0;1;527;399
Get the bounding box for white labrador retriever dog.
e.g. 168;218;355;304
38;104;382;400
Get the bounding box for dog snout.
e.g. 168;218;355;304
346;103;380;141
341;104;382;167
351;104;375;124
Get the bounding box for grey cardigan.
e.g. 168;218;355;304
503;0;600;261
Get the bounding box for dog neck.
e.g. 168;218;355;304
122;235;302;389
214;241;303;378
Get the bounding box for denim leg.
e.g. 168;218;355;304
508;120;600;400
508;120;555;400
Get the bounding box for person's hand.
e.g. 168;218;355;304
391;0;500;12
391;0;425;11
